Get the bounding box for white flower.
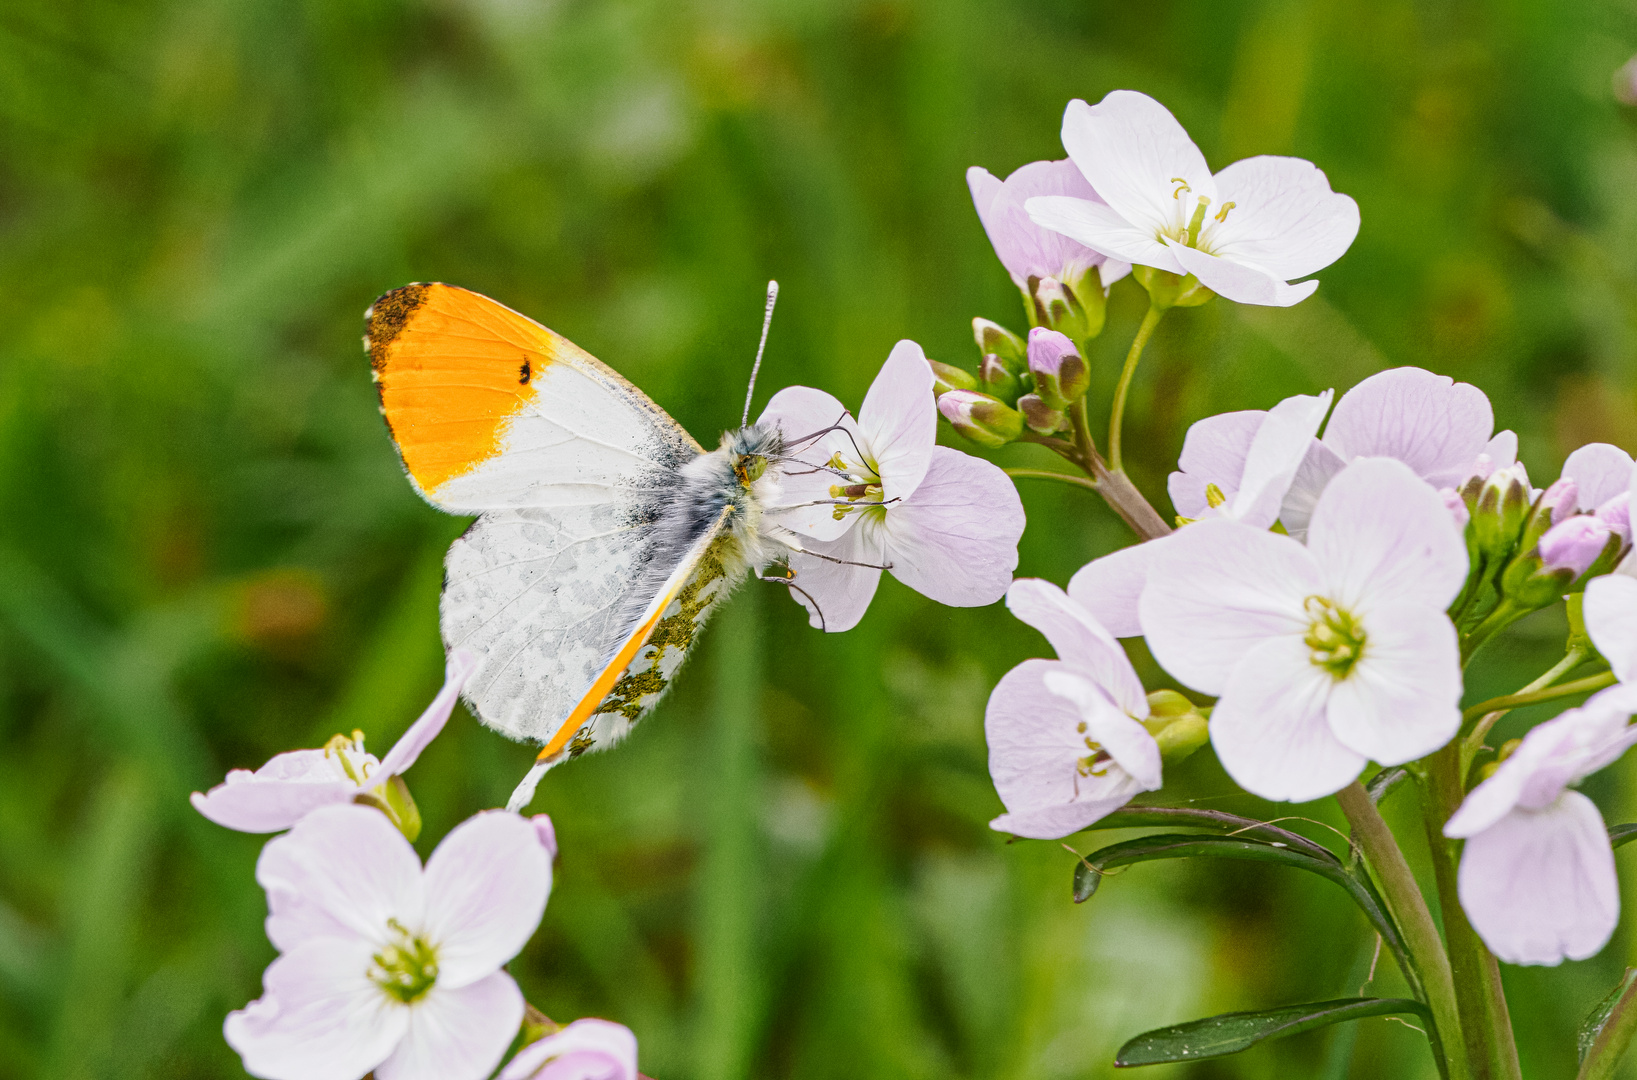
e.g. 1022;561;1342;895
1066;390;1332;637
1141;458;1467;801
499;1018;638;1080
967;159;1131;296
1024;90;1359;307
1281;367;1506;540
758;341;1024;632
1445;684;1637;965
191;651;477;833
226;805;553;1080
985;579;1160;839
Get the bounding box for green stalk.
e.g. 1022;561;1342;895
1419;747;1521;1080
1107;303;1165;474
1002;468;1101;494
1460;670;1613;725
1336;781;1467;1080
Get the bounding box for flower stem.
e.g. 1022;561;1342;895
1336;780;1468;1080
1418;747;1522;1080
1459;669;1612;724
1459;600;1520;665
1087;457;1172;540
1107;303;1165;474
1003;468;1101;493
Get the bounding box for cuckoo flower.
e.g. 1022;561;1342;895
1445;683;1637;965
1066;390;1333;637
985;579;1161;838
759;341;1024;632
499;1019;639;1080
1281;367;1505;540
1024;91;1359;307
191;650;477;833
968;160;1131;311
226;805;553;1080
1142;458;1467;801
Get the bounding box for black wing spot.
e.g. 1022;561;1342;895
519;357;532;385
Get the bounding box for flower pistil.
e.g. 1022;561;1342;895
369;919;439;1004
1304;596;1367;678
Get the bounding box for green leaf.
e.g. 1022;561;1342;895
1577;968;1637;1079
1115;998;1430;1067
1609;824;1637;851
1080;806;1337;861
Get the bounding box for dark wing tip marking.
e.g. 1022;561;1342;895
365;282;432;373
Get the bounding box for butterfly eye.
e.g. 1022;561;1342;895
737;455;767;484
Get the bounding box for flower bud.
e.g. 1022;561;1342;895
929;360;977;397
1142;690;1209;764
1510;476;1577;562
1500;514;1623;611
1030;276;1091;340
1016;393;1065;435
972;318;1026;374
1471;462;1532;564
1026;327;1089;409
1540;515;1615;577
937;389;1023;448
978;354;1020;401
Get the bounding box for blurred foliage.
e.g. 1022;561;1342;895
5;0;1637;1078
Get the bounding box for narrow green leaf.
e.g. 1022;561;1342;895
1080;806;1338;862
1577;968;1637;1079
1071;833;1343;904
1115;997;1430;1067
1608;824;1637;851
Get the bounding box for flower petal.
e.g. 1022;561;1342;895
1457;793;1619;966
1006;578;1146;717
1066;541;1156;638
984;659;1149;839
1279;438;1347;541
375;972;525;1080
1319;367;1494;488
225;937;406;1080
859;340;937;504
1059;92;1215;238
1563;443;1636;512
1042;670;1161;787
1324;602;1461;765
1231;390;1334;526
1167;241;1320;308
785;522;884;633
968;161;1108;287
878;447;1023;608
420;811;551;988
1207;156;1360;280
1307;457;1468;612
258;804;424;952
1139;519;1322;694
1024;195;1183;274
1210;635;1367;802
190;752;357;834
757;385;859;542
1586;573;1637;684
376;650;478;779
1169;410;1264;519
499;1018;640;1080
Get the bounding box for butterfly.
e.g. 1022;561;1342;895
365;281;831;810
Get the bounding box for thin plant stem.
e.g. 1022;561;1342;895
1419;747;1521;1080
1460;669;1613;724
1335;781;1467;1080
1003;468;1100;493
1066;395;1098;463
1460;600;1520;665
1087;456;1172;540
1107;303;1165;474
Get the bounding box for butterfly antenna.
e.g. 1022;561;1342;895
741;280;780;428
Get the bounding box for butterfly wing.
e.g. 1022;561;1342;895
368;283;708;744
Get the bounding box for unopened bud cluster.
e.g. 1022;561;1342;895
936;323;1092;447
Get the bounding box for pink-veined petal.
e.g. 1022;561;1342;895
499;1018;640;1080
1042;670;1161;787
1024;195;1183;273
983;659;1149;839
1279;438;1347;541
1324;603;1461;765
1320;367;1494;488
225;938;406;1080
758;385;859;542
1563;443;1635;512
1006;578;1146;717
1066;541;1157;638
1306;458;1468;612
257;804;423;952
1231;390;1334;526
375;650;478;780
190;751;357;834
859;340;937;503
375;972;525;1080
1207;156;1360;280
1167;241;1319;307
1058;92;1216;238
1210;635;1367;802
968;161;1108;287
1457;793;1619;966
878;447;1023;608
1139;520;1321;694
1169;410;1264;519
420;811;551;988
1586;574;1637;683
785;523;884;633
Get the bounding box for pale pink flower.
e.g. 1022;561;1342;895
1141;458;1467;801
985;579;1160;839
1024;91;1359;307
226;804;553;1080
1445;683;1637;965
499;1019;638;1080
758;341;1024;632
191;651;477;832
1538;515;1615;577
1586;573;1637;680
1281;367;1504;540
967;160;1131;295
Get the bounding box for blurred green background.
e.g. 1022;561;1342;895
5;0;1637;1077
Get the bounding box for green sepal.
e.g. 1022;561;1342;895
1577;968;1637;1079
355;775;422;842
1132;265;1212;310
1114;997;1431;1068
